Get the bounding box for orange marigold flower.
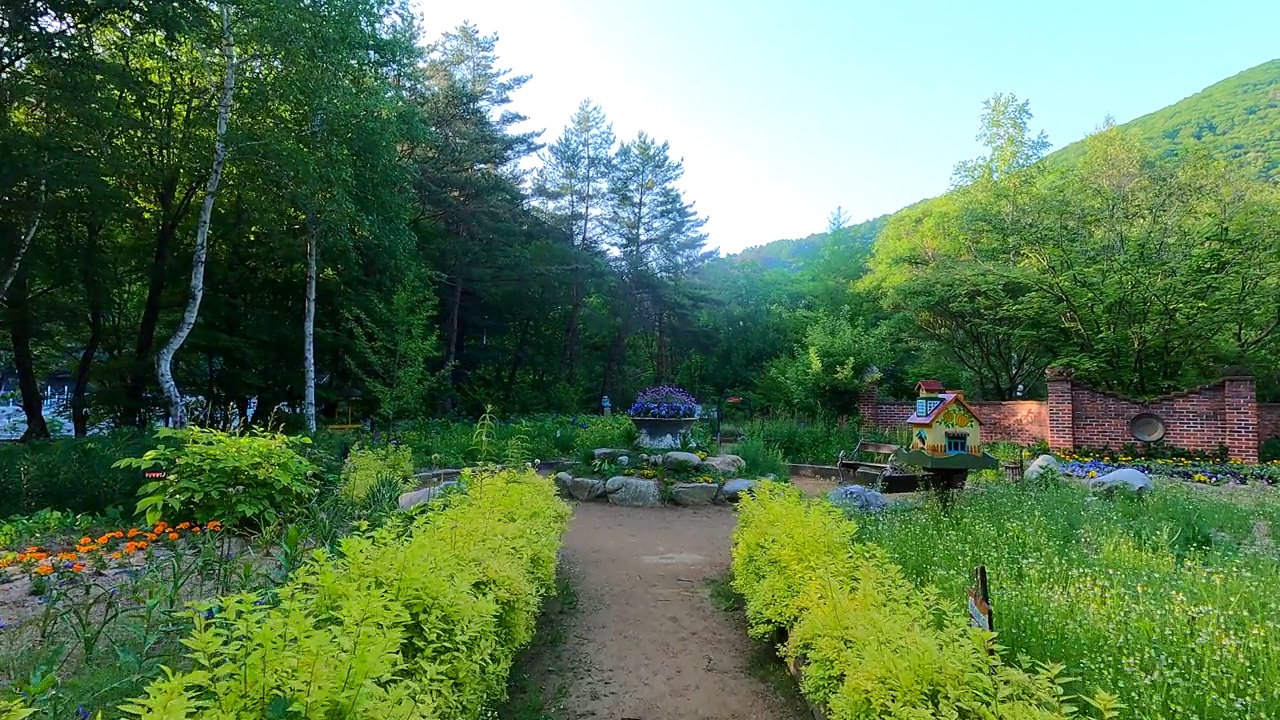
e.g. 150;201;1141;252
77;544;100;553
167;532;180;541
153;522;169;532
191;526;201;533
110;531;125;539
96;534;112;545
25;546;39;554
144;533;157;541
124;542;138;553
34;565;54;576
71;563;86;573
16;553;27;563
109;552;122;560
127;528;141;538
136;541;149;550
57;552;77;562
28;552;47;561
176;522;191;530
80;536;92;545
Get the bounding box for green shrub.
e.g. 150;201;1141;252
735;438;788;478
741;417;861;464
120;468;570;718
115;426;317;526
859;481;1280;719
572;414;636;460
731;483;1077;719
341;444;415;502
0;432;156;517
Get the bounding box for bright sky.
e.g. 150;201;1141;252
414;0;1280;255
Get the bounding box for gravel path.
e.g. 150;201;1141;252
508;501;807;720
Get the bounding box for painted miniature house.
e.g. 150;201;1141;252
907;380;984;456
896;380;997;472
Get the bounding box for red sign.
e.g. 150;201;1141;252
726;396;742;404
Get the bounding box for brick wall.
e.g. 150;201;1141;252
1261;404;1280;444
859;372;1269;463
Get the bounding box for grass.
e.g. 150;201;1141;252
492;566;578;720
856;479;1280;720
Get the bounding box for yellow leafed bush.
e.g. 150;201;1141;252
340;443;416;502
120;468;570;719
731;482;1076;720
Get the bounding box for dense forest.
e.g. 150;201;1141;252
2;0;1278;438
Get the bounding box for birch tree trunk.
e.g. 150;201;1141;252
303;212;318;433
0;180;44;304
156;5;235;428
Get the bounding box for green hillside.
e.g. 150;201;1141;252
1051;58;1280;178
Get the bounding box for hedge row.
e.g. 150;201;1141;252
120;468;571;718
730;483;1075;720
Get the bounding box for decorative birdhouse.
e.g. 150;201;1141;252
906;381;984;458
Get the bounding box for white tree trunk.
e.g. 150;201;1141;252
0;180;45;304
157;5;235;428
303;213;318;433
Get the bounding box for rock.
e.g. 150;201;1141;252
398;480;462;510
663;451;703;470
670;482;719;506
701;454;746;474
617;455;630;467
605;475;629;493
554;471;574;498
569;477;606;501
1024;454;1060;483
719;478;759;502
1088;468;1154;493
764;473;779;481
826;484;888;513
593;448;630;461
605;478;662;507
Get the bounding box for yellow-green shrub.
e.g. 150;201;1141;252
731;482;1076;720
121;468;570;719
340;443;416;501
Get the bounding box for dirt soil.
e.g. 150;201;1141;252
509;501;809;720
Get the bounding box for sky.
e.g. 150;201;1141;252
413;0;1280;255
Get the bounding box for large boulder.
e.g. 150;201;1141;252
1088;468;1154;493
670;482;719;506
663;451;703;470
701;454;746;474
720;478;759;502
398;480;463;510
1024;454;1060;483
593;448;630;461
606;477;662;507
826;484;888;513
569;477;606;501
554;471;574;498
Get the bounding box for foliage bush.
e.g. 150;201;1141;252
731;482;1079;719
120;468;570;718
859;481;1280;719
341;443;415;502
114;427;317;527
740;416;862;464
0;433;156;518
734;438;788;478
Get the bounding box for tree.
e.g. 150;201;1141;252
535;100;615;382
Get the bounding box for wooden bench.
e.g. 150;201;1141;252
836;441;923;493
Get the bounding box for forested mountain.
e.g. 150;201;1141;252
1050;59;1280;178
1;7;1276;441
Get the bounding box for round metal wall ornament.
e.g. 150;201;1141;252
1129;413;1166;443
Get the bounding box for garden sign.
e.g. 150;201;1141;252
967;565;993;631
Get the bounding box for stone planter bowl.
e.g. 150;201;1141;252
631;417;697;449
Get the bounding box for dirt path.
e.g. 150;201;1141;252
506;502;808;720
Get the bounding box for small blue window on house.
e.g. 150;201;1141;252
915;399;942;416
945;433;968;454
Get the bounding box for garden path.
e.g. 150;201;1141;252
506;501;808;720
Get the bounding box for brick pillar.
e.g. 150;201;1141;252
857;382;880;429
1223;376;1258;463
1045;368;1075;452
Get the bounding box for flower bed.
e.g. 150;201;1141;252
120;468;570;718
731;482;1076;719
0;519;223;579
1057;451;1280;485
